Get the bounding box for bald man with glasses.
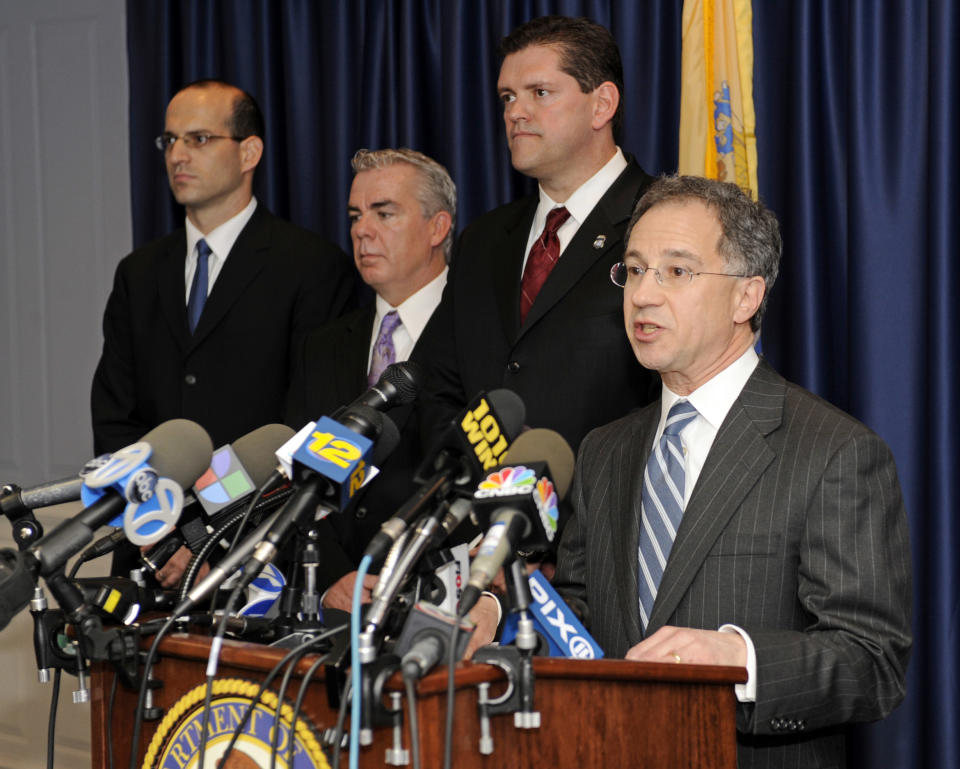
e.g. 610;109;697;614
92;79;353;585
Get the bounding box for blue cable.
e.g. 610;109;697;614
350;555;372;769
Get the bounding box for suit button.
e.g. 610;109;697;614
184;374;197;385
797;719;806;731
769;718;782;731
355;506;368;520
506;361;520;373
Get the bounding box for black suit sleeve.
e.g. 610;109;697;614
91;260;150;454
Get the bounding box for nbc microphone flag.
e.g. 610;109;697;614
678;0;758;199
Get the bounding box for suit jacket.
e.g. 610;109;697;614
415;159;658;459
285;303;427;589
91;204;354;454
553;358;912;769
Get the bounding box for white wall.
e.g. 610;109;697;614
0;0;131;765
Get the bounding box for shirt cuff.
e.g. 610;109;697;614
719;623;757;702
480;590;503;627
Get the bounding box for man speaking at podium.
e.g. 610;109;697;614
553;176;911;768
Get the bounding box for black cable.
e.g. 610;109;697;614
269;638;317;769
403;671;421;769
45;668;61;769
330;669;352;769
217;624;347;767
197;580;246;769
285;651;333;769
442;622;462;769
128;613;179;769
106;670;118;769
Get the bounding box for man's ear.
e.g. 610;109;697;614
239;135;264;173
733;276;766;325
428;210;453;249
591;81;619;131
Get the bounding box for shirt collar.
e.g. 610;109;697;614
374;266;448;343
185;196;258;261
532;147;627;230
659;346;760;432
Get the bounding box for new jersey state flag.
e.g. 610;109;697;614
678;0;758;199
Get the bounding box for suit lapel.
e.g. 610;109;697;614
519;161;648;335
646;360;784;633
337;306;377;401
156;230;192;352
489;197;536;341
188;207;269;351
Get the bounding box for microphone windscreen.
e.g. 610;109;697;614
486;388;526;437
139;419;213;488
231;424;295;486
380;360;424;405
502;428;575;500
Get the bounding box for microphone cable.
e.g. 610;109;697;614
286;649;337;769
215;622;347;767
402;665;423;769
443;620;463;769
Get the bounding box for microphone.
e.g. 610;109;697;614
175;409;400;615
499;569;604;659
1;475;83;511
335;360;423;416
28;420;213;577
363;389;525;567
137;424;295;574
458;429;575;616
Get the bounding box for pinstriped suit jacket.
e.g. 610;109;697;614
554;358;912;769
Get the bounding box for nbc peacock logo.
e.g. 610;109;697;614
534;476;559;541
478;465;537;491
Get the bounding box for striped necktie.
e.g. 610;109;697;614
638;400;699;629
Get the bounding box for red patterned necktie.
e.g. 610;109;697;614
520;206;571;324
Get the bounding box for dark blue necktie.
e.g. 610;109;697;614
187;239;211;334
638;400;699;629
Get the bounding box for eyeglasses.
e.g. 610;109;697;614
610;261;750;289
154;132;244;152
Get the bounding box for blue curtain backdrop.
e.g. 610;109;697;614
126;2;958;767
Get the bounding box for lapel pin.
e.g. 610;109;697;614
592;234;606;250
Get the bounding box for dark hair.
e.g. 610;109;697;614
500;15;624;136
181;79;265;142
626;175;782;332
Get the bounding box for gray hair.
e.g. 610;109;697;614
627;175;781;331
351;148;457;261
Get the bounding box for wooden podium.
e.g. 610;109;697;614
90;632;745;768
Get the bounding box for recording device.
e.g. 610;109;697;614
458;429;575;616
363;389;525;567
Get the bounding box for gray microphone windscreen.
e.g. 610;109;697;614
231;423;295;486
502;428;576;500
139;419;213;488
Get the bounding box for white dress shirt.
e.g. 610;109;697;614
183;196;258;302
521;147;628;274
366;267;448;372
654;345;761;702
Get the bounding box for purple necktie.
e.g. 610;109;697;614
368;310;402;386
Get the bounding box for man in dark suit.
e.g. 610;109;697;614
416;16;658;466
92;80;353;583
285;148;454;611
553;176;912;768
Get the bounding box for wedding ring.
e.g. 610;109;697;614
672;652;682;664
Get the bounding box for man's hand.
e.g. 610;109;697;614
463;593;500;660
148;545;209;589
322;571;379;612
625;626;747;667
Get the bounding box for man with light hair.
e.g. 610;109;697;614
286;147;455;610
